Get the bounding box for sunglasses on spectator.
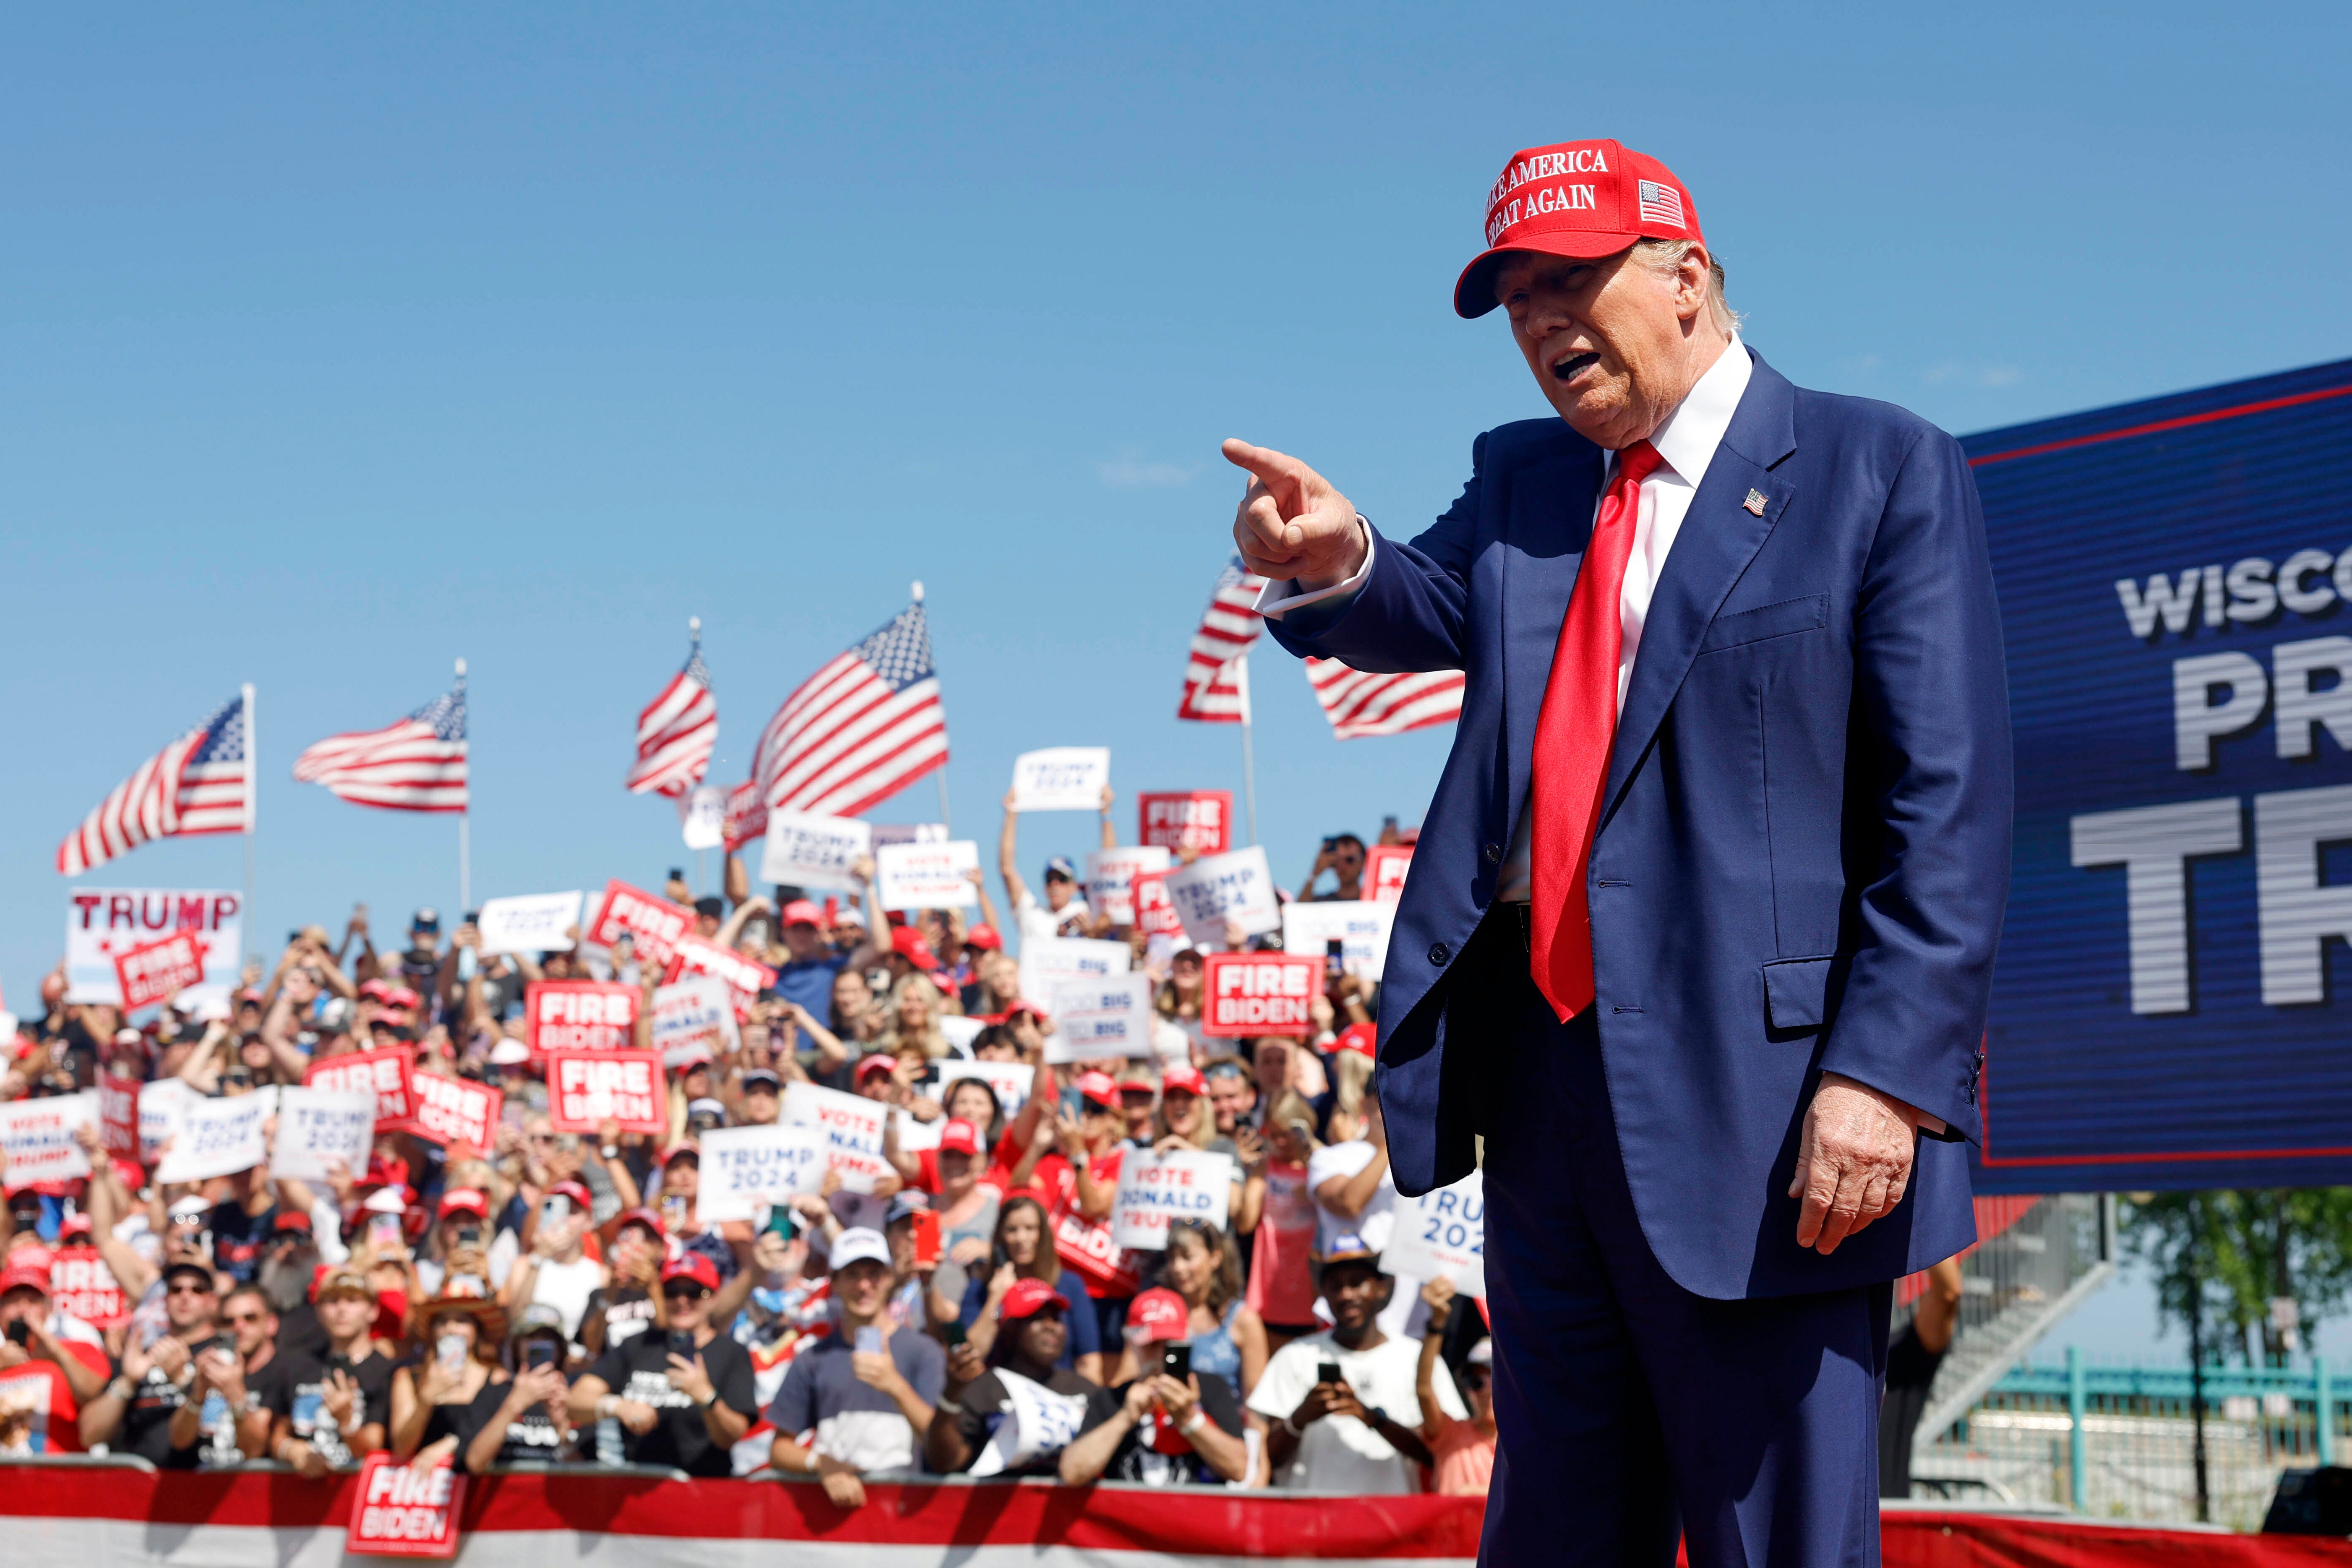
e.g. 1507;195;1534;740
168;1214;207;1230
662;1284;711;1302
166;1282;215;1297
224;1310;268;1326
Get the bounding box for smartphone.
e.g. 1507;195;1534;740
541;1197;573;1226
1325;938;1345;979
324;1353;352;1379
456;1225;482;1248
1316;1360;1344;1388
854;1325;884;1356
367;1213;402;1247
523;1340;558;1371
1321;836;1338;853
667;1330;696;1359
3;1322;28;1348
764;1207;796;1241
942;1319;967;1349
1161;1343;1191;1383
910;1209;942;1270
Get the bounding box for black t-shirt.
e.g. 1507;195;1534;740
940;1364;1099;1477
116;1333;235;1468
587;1330;756;1477
460;1375;576;1467
274;1302;328;1364
581;1285;657;1354
1078;1372;1244;1485
1877;1322;1946;1498
255;1348;395;1469
209;1203;277;1284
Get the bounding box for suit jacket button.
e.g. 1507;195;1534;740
1428;942;1450;966
1484;843;1501;863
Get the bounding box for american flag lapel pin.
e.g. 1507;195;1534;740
1742;488;1767;517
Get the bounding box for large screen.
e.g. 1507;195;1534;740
1965;357;2352;1192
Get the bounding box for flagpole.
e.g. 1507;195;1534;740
455;657;471;913
1235;653;1259;847
241;682;258;944
913;579;953;834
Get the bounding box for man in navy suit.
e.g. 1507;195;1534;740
1225;141;2010;1565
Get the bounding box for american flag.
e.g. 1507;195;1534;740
626;636;717;798
293;681;469;813
57;692;252;877
1177;556;1266;722
1305;657;1465;740
1637;179;1687;232
754;599;947;819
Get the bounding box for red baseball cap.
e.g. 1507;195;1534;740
0;1259;50;1299
437;1188;488;1220
656;1140;701;1167
660;1253;721;1293
938;1118;983;1156
1335;1022;1378;1060
855;1054;899;1083
1000;1276;1069;1321
963;925;1003;952
1161;1064;1207;1098
780;900;824;928
1126;1286;1189;1344
546;1180;594;1211
889;926;940;970
1075;1071;1121;1110
1455;139;1704;319
271;1209;313;1233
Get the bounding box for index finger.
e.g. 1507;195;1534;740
1220;439;1309;511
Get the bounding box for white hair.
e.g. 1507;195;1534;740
1632;238;1742;336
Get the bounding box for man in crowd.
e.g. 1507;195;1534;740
259;1265;391;1474
1247;1243;1460;1493
213;1283;284;1455
926;1276;1094;1479
1298;834;1367;902
768;1229;944;1506
1233;135;2006;1559
999;786;1118;942
80;1258;234;1466
772;901;846;1019
0;1252;109;1454
1205;1059;1259;1136
1059;1286;1249;1487
572;1253;757;1477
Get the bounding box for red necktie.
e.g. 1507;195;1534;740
1529;440;1664;1022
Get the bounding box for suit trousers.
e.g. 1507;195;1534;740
1468;916;1892;1568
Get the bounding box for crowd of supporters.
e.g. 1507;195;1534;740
0;792;1494;1500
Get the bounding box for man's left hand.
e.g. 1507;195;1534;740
1787;1072;1921;1255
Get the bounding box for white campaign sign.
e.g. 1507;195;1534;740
1163;846;1281;943
696;1124;826;1223
1018;936;1131;1019
875;840;980;911
934;1058;1033;1117
781;1081;892;1193
1046;973;1159;1062
1084;846;1171;927
270;1087;378;1183
759;810;874;891
65;888;244;1010
0;1093;98;1186
1280;900;1395;983
1010;747;1111;812
650;977;739;1066
892;1108;942;1152
475;892;583;955
1110;1148;1234;1250
939;1015;986;1058
871;823;948;847
678;785;726;851
154;1092;271;1184
138;1078;194;1164
1380;1170;1486;1294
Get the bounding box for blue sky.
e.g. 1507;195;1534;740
7;4;2350;1348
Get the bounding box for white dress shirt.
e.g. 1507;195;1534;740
1258;339;1754;902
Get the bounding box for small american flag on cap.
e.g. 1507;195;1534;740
1636;179;1687;232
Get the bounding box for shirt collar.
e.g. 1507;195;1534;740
1637;335;1752;490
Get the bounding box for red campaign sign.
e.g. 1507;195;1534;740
408;1073;501;1152
524;981;639;1054
347;1451;467;1559
1364;845;1413;903
1130;871;1183;938
722;780;768;853
664;934;776;1020
305;1047;417;1135
1201;953;1319;1038
99;1071;141;1160
47;1244;128;1328
1138;791;1232;856
584;879;694;969
545;1049;667;1135
112;932;206;1011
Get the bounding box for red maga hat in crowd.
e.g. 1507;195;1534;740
1126;1286;1190;1344
1455;138;1704;319
1335;1022;1378;1059
889;925;941;970
1001;1276;1070;1321
1074;1071;1121;1109
963;924;1003;952
938;1118;984;1156
1161;1064;1208;1097
660;1253;721;1293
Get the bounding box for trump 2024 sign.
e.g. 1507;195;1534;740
1969;357;2352;1192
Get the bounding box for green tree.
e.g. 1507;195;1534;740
2123;1189;2352;1363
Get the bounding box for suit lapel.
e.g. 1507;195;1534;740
1600;355;1801;822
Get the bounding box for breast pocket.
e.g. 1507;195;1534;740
1698;593;1830;654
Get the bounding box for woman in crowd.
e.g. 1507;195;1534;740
388;1289;506;1462
1153;947;1208;1044
1248;1092;1322;1347
829;969;884;1054
1162;1217;1268;1398
875;973;952;1061
960;1196;1104;1383
926;1278;1100;1478
462;1307;579;1472
500;1179;608;1341
1416;1278;1497;1497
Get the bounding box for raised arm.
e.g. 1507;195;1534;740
998;792;1029;912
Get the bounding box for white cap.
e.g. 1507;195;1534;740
828;1226;892;1273
167;1196;209;1222
362;1186;409;1214
488;1039;532;1066
1466;1339;1493;1366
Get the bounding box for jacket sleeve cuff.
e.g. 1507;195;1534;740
1253;518;1374;620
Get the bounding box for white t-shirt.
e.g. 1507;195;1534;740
1014;889;1091;946
1247;1330;1465;1494
524;1255;605;1339
1306;1141;1396;1255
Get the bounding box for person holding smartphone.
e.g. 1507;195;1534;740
500;1181;607;1341
1059;1287;1250;1487
569;1253;756;1477
462;1307;579;1472
768;1229;944;1506
259;1267;391;1475
923;1275;1092;1481
387;1289;503;1462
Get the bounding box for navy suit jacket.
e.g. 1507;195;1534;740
1265;350;2012;1300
